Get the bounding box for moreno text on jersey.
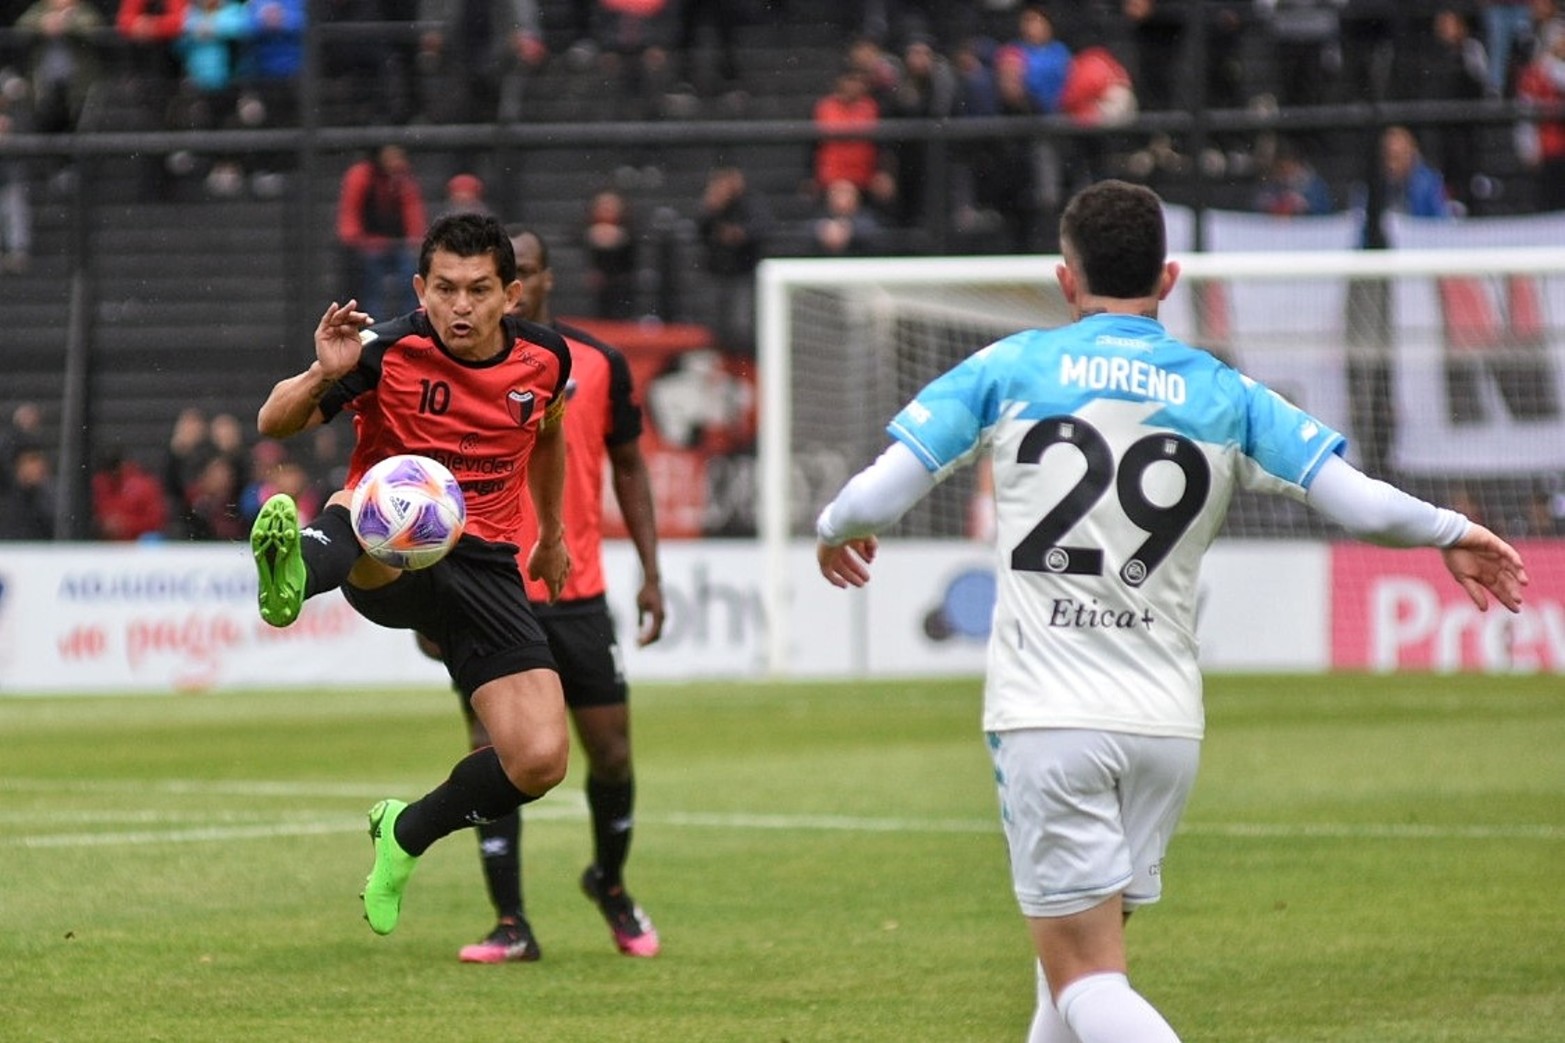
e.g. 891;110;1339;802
1060;353;1186;405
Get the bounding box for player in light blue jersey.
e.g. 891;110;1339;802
815;180;1528;1043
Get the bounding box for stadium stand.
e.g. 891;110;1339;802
0;0;1555;537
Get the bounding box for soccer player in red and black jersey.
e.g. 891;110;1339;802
247;212;574;938
430;229;668;963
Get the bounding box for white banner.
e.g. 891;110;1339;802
0;543;448;695
0;540;1331;695
1385;213;1565;475
1172;210;1363;462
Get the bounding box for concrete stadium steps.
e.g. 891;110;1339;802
69;199;298;472
0;202;81;446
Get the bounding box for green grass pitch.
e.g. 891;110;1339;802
2;673;1561;1042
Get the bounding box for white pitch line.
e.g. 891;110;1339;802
18;819;361;848
1180;821;1565;841
3;778;1560;848
0;777;406;799
0;808;360;826
653;810;997;834
10;806;596;848
6;810;1563;851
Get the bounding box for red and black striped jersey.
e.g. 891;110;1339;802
515;321;643;603
320;311;572;545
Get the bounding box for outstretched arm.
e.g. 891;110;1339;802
1306;454;1528;612
257;301;370;439
815;440;938;588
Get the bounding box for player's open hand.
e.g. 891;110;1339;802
314;300;372;380
1441;522;1528;613
818;536;878;588
526;538;571;604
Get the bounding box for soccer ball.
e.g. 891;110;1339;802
349;454;466;570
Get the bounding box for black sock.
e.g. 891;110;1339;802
587;775;635;887
301;503;360;599
475;810;523;922
394;746;536;857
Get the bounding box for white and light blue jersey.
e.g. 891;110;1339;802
889;313;1345;738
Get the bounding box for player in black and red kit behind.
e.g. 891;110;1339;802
428;228;667;963
247;212;575;938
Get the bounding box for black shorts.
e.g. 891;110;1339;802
536;594;628;710
341;534;556;699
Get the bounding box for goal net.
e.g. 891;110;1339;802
756;226;1565;671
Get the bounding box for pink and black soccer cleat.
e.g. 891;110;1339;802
580;866;660;957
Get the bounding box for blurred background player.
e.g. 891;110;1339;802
421;226;667;963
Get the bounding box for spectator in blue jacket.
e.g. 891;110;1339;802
242;0;303;80
1254;139;1336;216
1380;124;1456;217
1012;4;1070;112
176;0;251;95
235;0;304;128
1355;124;1456;247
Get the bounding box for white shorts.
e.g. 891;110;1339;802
988;728;1201;918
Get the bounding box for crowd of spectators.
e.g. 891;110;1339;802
0;2;1556;131
0;400;349;542
0;1;1558;218
586;1;1553;263
32;0;1546;338
4;3;1565;545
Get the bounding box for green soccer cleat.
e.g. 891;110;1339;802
250;493;306;627
362;799;417;935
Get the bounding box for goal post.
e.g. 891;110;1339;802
756;255;1065;675
757;241;1565;677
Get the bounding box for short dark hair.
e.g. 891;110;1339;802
506;226;551;270
1059;180;1166;300
419;212;516;283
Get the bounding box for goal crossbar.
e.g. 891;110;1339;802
755;246;1565;676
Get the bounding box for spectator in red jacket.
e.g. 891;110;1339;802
1059;46;1135;127
336;144;427;321
1058;45;1137;197
812;69;880;193
1515;21;1565;211
91;449;168;541
114;0;187;100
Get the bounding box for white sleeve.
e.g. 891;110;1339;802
815;441;939;545
1305;454;1470;548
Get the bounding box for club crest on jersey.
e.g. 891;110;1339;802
506;389;536;426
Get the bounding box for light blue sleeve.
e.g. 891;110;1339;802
886;347;998;477
1241;376;1347;491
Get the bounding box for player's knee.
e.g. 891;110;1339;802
573;706;632;779
499;734;569;796
346;555;400;589
584;735;631;781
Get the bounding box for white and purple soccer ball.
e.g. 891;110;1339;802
349;454;466;570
